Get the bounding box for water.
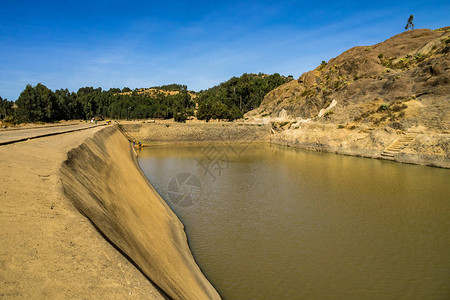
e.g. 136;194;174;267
138;143;450;300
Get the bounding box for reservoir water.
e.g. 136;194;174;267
138;143;450;300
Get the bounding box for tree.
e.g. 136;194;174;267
405;15;414;31
196;73;292;121
108;88;121;93
16;83;58;122
0;96;14;120
12;74;289;123
55;89;82;120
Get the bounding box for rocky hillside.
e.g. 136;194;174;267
246;28;450;133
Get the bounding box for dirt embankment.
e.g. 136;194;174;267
269;123;449;168
120;122;449;168
0;127;165;299
122;122;270;144
60;126;220;299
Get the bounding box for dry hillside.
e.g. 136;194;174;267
119;88;197;98
247;27;450;133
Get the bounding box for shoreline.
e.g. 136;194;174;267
122;122;449;169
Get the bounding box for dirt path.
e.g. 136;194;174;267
0;123;102;145
0;127;164;299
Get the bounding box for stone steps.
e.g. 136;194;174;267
380;133;419;160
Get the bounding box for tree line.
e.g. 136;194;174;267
4;84;194;123
196;73;293;121
0;73;292;124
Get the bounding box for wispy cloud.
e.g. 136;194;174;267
1;0;449;100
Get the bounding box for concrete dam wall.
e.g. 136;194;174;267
60;126;220;299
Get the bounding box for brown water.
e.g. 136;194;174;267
138;143;450;300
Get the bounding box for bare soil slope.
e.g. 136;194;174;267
245;28;449;167
247;28;450;132
0;127;164;299
60;126;220;299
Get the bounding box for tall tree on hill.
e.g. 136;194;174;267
405;15;414;31
16;83;59;122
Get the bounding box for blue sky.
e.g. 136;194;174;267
0;0;449;100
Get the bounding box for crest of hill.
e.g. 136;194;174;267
247;27;450;132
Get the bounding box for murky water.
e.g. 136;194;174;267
138;143;450;300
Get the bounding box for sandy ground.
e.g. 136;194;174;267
0;127;164;299
0;123;101;145
0;120;89;130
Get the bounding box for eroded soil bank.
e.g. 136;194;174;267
122;122;449;168
270;122;450;168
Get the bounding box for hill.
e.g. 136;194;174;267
247;28;449;131
197;73;293;121
118;84;197;99
245;28;450;167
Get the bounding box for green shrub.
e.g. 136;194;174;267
392;57;410;69
337;124;344;129
414;53;425;62
2;116;19;125
318;61;327;71
323;111;334;117
301;89;315;97
378;103;389;111
174;111;187;122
